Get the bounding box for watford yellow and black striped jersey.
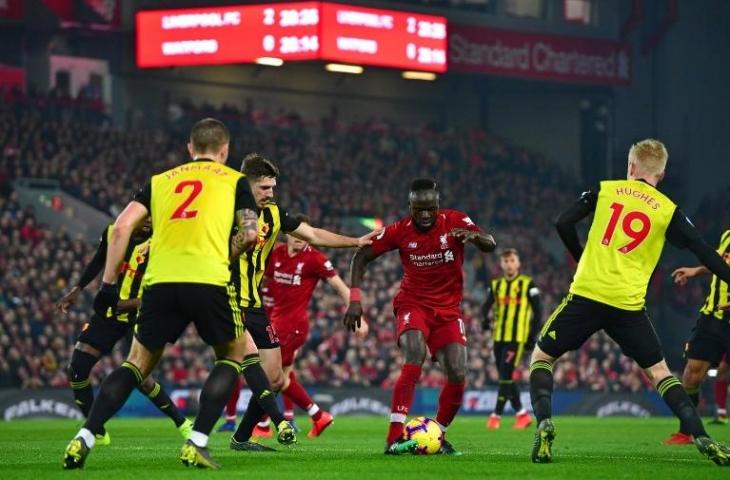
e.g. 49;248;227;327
485;274;541;343
77;224;151;322
700;230;730;321
133;159;256;287
235;204;301;309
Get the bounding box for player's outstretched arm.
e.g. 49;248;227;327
343;246;380;332
289;222;380;248
555;189;597;263
526;283;542;349
450;228;497;253
666;211;730;285
328;274;369;337
671;266;711;286
56;227;109;314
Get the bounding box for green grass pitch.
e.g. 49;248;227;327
0;416;728;479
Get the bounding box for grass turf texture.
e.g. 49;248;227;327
1;417;729;479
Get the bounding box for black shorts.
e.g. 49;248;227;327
684;315;730;366
77;314;134;355
537;293;663;369
245;308;280;350
135;283;244;350
493;341;527;380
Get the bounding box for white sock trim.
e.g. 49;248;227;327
436;421;447;432
307;404;320;417
390;413;407;424
718;408;727;415
516;409;528;416
189;431;208;448
78;428;95;448
257;419;271;428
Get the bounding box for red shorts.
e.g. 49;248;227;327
394;304;467;355
272;319;308;367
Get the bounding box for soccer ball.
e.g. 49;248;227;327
403;417;443;455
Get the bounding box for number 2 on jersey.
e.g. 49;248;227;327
601;202;652;254
171;180;202;219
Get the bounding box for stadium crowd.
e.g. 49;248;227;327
0;89;716;392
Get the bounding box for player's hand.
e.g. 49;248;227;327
449;228;480;243
357;230;383;247
56;286;81;314
718;302;730;312
355;318;369;338
671;267;700;286
93;282;119;318
343;301;364;332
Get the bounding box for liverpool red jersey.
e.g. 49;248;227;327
370;209;481;311
264;243;337;334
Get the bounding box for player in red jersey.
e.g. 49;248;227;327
343;178;496;455
264;213;362;437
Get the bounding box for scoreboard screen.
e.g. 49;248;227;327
320;3;446;72
136;3;320;68
136;2;447;73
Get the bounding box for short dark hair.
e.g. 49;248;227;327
293;213;311;225
241;153;279;181
189;118;230;154
410;178;438;192
500;248;519;258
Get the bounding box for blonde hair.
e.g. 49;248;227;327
628;139;668;177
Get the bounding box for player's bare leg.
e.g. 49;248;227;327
664;359;711;444
180;336;248;469
231;333;295;450
64;339;164;469
248;347;286;438
385;330;425;454
528;346;558;463
645;359;730;465
434;342;466;455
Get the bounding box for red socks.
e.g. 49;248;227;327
387;363;422;444
225;375;243;420
283;371;322;421
436;382;465;429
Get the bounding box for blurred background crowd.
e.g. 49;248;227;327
0;89;726;392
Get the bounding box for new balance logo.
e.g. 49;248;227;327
403;312;411;324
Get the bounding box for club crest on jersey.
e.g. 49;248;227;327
439;234;449;250
275;262;281;267
296;262;305;274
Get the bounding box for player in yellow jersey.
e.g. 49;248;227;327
57;220;192;445
662;229;730;444
528;139;730;466
228;153;377;451
63;118;262;470
483;248;542;430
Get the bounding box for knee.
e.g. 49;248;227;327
402;343;426;365
269;369;286;392
68;350;97;381
682;364;706;387
530;346;554;365
446;366;466;384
